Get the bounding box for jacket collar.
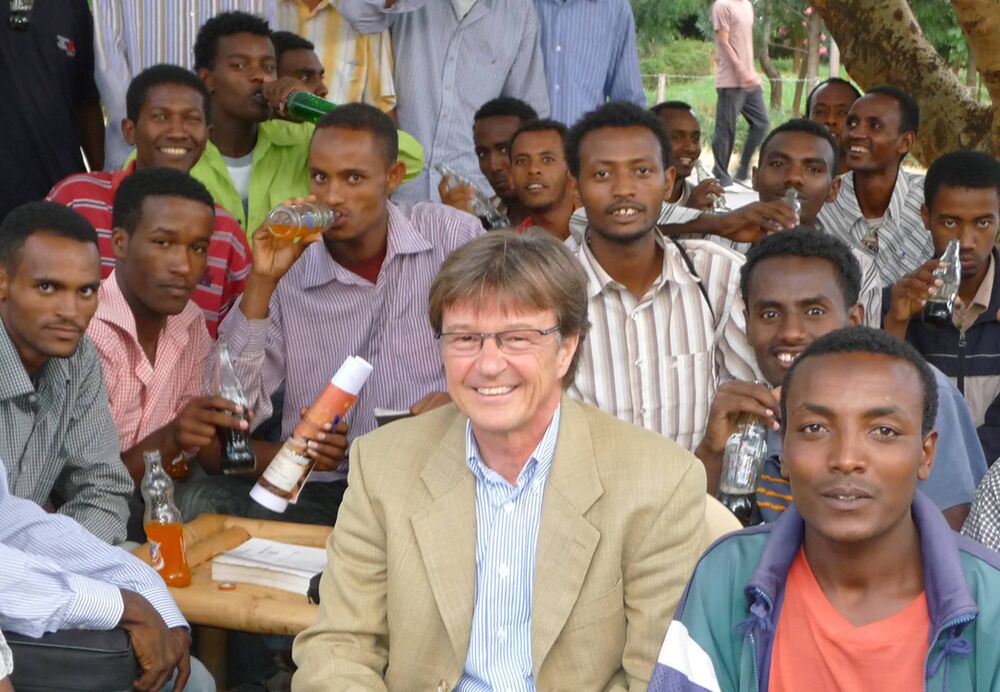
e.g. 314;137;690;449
970;247;1000;330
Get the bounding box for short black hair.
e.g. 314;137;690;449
314;102;398;165
759;118;840;178
781;326;938;436
804;77;861;115
510;118;569;154
0;201;98;270
126;64;212;124
864;85;920;135
112;168;216;236
194;11;271;71
270;30;315;63
740;227;861;308
473;97;538;125
924;150;1000;210
650;100;694;115
565;101;672;177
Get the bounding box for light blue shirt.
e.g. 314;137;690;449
458;406;561;691
0;462;186;638
533;0;647;125
339;0;551;204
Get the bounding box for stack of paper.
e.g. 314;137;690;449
211;537;327;595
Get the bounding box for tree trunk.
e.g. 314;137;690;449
758;14;783;110
792;40;810;117
966;47;977;90
829;39;841;77
813;0;994;163
805;13;822;97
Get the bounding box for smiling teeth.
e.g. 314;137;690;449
477;386;513;396
678;158;692;165
833;495;861;501
611;208;639;217
160;147;188;155
849;145;867;153
776;352;796;365
527;183;544;190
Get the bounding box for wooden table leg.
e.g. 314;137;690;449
195;626;227;689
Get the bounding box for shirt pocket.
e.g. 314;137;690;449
655;350;714;441
563;577;625;632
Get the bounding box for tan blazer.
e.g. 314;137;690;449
292;397;708;691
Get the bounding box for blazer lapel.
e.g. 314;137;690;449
411;413;478;667
531;398;604;674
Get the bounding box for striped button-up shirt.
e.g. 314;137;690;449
0;323;132;545
0;462;185;639
0;630;9;679
88;271;213;451
274;0;396;112
568;232;758;451
458;406;560;691
817;168;932;286
92;0;278;171
220;202;483;478
339;0;550;204
533;0;646;126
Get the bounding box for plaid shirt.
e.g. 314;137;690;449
88;271;213;451
963;462;1000;551
0;322;132;545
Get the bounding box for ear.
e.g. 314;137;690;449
111;226;129;261
122;118;137;146
751;165;759;192
847;302;864;326
827;176;841;204
385;160;407;194
921;203;931;231
917;429;937;481
555;332;581;380
566;173;580;206
663;166;676;200
899;130;916;156
0;266;8;303
198;68;214;93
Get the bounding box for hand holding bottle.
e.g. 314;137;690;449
885;257;954;337
299;410;349;472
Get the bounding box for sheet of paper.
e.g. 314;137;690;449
214;537;327;574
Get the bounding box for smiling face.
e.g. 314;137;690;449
746;256;862;386
442;301;578;446
125;83;209;173
511;129;572;214
0;233;101;372
754;131;839;225
923;184;1000;282
844;93;913;173
577;126;673;244
782;352;935;547
473;115;522;200
655;107;700;181
199;32;277;124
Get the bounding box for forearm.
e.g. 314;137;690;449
122;427;182;485
883;315;910;339
239;274;278;321
77;100;105;171
695;442;724;496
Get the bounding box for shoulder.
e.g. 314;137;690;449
673;237;747;267
46;172;114;203
397;202;484;248
351;405;464;480
260;119;314;148
956;533;1000;602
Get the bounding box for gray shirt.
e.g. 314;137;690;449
0;323;131;544
340;0;550;204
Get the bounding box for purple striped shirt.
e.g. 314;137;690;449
219;202;483;475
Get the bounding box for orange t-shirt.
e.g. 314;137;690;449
769;548;929;692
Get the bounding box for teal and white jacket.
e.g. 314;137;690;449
649;492;1000;692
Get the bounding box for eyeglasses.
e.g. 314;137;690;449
436;325;561;356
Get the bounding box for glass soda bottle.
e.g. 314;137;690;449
284;91;336;124
434;163;511;230
213;343;256;475
922;238;961;328
783;187;803;218
141;451;191;587
717;411;769;526
267;202;338;242
695;159;730;213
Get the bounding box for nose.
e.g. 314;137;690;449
783;162;805;189
314;80;329;99
168;246;192;277
826;428;868;475
475;336;508;376
54;291;79;319
777;312;808;345
314;178;346;208
959;224;980;250
611;173;636;199
488;150;509;174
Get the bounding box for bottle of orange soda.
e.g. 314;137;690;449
141;450;191;587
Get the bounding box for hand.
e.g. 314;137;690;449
170;396;249;453
698;381;780;459
261;77;311;118
687;178;726;211
718;200;799;243
741;75;761;91
437;176;476;214
250;196;323;282
410;391;452;415
301;409;349;472
118;591;189;692
0;677;11;692
886;258;950;326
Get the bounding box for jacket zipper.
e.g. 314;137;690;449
748;587;774;692
923;613;976;692
957;331;967;394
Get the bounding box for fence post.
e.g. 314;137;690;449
656;74;666;104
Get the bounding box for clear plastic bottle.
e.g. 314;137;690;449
717;411;769;526
285;91;336;124
434;163;511;230
922;238;961;327
141;451;191;587
213;343;256;475
695;159;731;213
267;202;338;241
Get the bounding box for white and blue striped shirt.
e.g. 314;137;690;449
533;0;647;126
0;463;186;638
458;406;561;691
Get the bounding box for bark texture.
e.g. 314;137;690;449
813;0;995;163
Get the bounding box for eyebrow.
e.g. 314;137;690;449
799;403;903;419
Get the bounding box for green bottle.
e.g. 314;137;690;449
286;91;336;124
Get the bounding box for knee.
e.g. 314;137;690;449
168;656;216;692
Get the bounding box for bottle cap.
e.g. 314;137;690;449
249;484;289;513
329;356;374;395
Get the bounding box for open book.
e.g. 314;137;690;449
211;537;327;595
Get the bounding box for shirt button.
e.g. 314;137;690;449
634;358;643;366
503;502;514;514
640;406;648;415
497;627;507;641
498;564;510;578
556;45;562;52
555;84;560;91
26;394;37;406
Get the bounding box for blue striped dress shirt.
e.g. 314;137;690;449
458;406;561;691
0;463;186;638
533;0;647;126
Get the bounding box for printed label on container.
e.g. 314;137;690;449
149;540;164;571
260;446;312;493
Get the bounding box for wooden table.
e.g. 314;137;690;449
132;514;332;685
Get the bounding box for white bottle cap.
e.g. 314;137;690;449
249;484;289;513
329;356;374;396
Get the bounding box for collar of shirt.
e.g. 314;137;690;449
296;202;435;290
955;251;996;331
0;319;68;402
576;229;699;300
465;404;561;503
838;168;917;227
92;269;204;357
